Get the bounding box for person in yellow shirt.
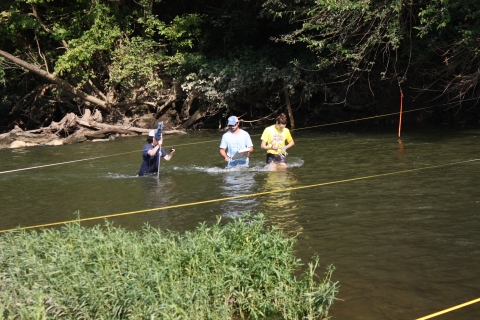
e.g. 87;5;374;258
260;113;295;169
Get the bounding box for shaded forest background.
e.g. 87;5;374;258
1;0;480;135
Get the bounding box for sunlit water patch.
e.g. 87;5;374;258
104;173;140;179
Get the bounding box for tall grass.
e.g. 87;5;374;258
0;214;338;319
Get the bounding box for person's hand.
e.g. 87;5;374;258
244;151;250;157
170;147;175;154
224;156;230;162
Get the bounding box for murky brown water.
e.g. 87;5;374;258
1;126;480;319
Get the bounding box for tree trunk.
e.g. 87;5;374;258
0;49;109;112
180;108;206;128
283;79;295;129
0;113;187;149
156;93;177;117
181;91;197;120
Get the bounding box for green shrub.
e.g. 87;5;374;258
0;214;338;319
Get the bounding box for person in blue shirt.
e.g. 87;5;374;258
138;129;175;176
219;116;253;168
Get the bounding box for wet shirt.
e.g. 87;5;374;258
138;143;168;176
219;129;253;167
260;125;292;154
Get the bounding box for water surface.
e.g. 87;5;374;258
1;126;480;319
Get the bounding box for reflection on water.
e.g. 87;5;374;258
397;138;405;156
218;170;259;218
1;127;480;319
260;170;303;237
142;176;177;208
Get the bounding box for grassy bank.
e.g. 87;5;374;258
0;214;338;319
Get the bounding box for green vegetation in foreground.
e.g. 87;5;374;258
0;214;338;319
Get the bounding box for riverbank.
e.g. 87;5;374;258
0;120;186;150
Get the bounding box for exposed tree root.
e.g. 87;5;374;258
0;111;186;150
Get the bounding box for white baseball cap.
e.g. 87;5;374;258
227;116;238;126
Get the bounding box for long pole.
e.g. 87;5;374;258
157;150;161;179
398;91;404;138
156;122;163;179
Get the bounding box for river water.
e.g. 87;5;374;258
1;125;480;319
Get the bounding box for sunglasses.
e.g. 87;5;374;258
228;123;238;128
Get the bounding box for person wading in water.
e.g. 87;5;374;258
219;115;254;168
138;129;175;176
260;113;294;170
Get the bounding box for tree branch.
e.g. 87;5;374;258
0;49;109;111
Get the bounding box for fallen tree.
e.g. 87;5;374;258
0;48;187;149
0;49;110;112
0;110;185;150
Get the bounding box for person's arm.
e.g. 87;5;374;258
219;148;229;162
244;146;253;157
163;147;175;161
244;133;253;156
260;140;268;150
147;145;160;157
260;128;275;151
147;139;163;156
284;139;294;151
261;140;276;151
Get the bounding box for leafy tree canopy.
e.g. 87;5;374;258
1;0;479;132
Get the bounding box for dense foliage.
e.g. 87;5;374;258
0;214;338;319
1;0;479;131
